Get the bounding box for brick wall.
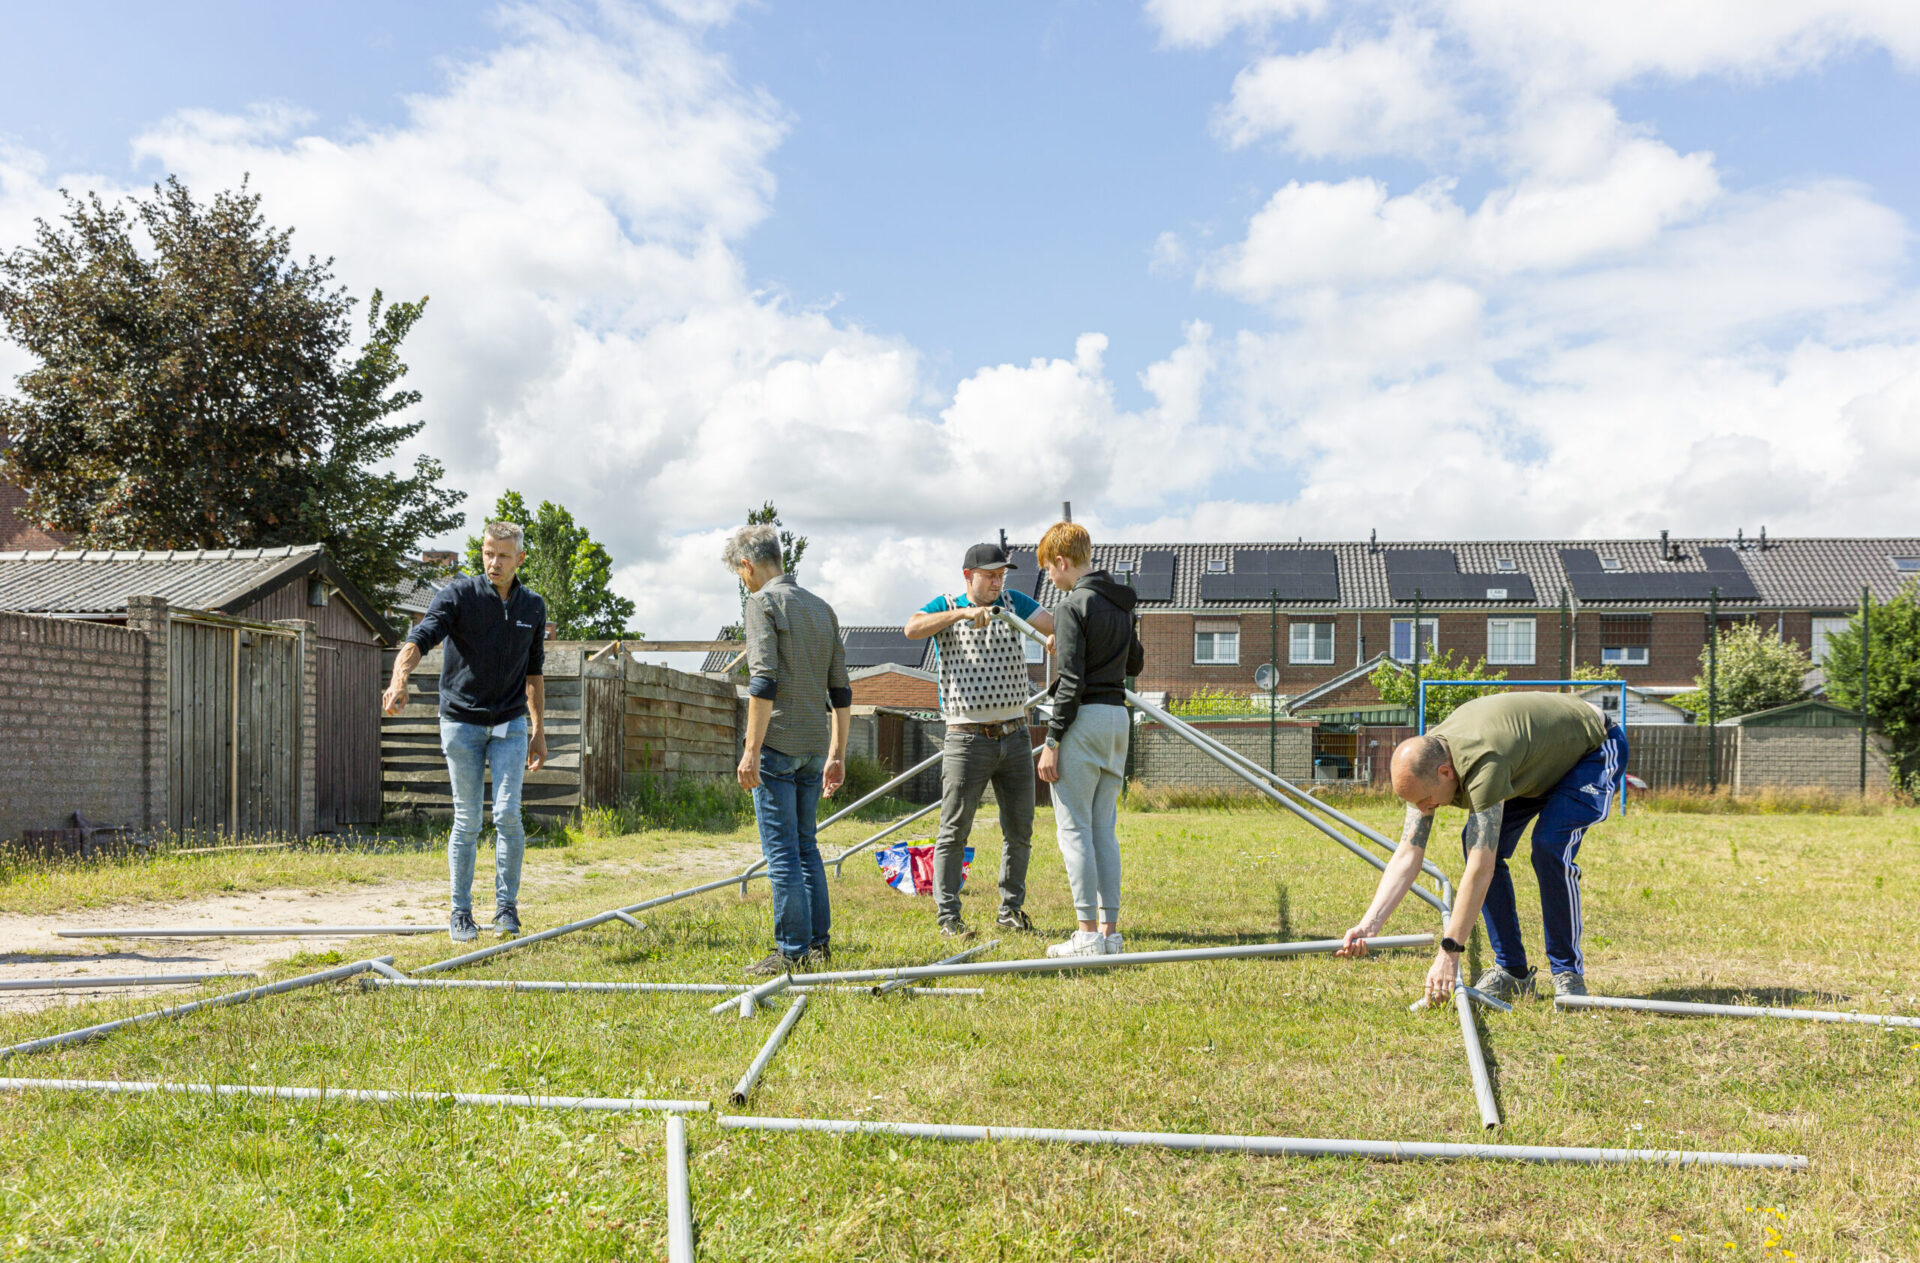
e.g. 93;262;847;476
850;671;939;710
0;609;155;840
0;472;72;551
1732;727;1893;793
1130;718;1314;790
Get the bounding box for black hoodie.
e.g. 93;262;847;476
1048;569;1145;740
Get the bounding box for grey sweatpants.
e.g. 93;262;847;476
1052;703;1129;923
933;727;1036;923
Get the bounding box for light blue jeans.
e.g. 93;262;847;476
441;716;529;915
751;748;832;959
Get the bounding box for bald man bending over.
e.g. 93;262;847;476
1336;692;1628;1005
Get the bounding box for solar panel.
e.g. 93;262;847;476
1199;549;1339;602
841;629;927;669
1127;549;1176;602
1558;547;1760;601
1384;550;1537;602
1003;548;1043;597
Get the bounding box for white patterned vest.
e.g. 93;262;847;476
930;595;1036;724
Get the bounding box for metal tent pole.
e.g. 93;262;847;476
710;973;794;1018
875;940;998;996
714;1115;1805;1170
785;934;1432;988
829;744;1045;875
730;994;810;1104
665;1114;696;1263
0;957;392;1060
1556;993;1920;1029
1454;962;1501;1128
364;978;981;999
1408;984;1512;1014
0;973;259;991
0;1077;708;1113
58;926;450;939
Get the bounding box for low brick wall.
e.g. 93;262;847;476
0;609;155;840
1732;726;1892;793
1129;717;1315;790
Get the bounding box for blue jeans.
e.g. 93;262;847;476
751;748;831;959
441;716;529;915
1472;724;1628;977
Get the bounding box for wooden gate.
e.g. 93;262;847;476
581;667;624;809
316;640;382;826
169;616;301;837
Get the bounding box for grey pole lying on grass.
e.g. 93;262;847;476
1556;993;1920;1029
368;961;411;981
787;934;1433;989
1410;985;1512;1015
1454;962;1501;1130
875;940;999;996
364;978;983;998
0;957;392;1060
715;1115;1806;1170
731;994;810;1104
739;688;1051;890
665;1114;695;1263
0;1077;708;1113
710;973;794;1018
0;973;261;992
57;926;449;939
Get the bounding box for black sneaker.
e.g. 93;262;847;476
938;917;977;940
494;904;521;937
449;909;479;943
808;939;831;964
995;908;1035;933
743;950;801;979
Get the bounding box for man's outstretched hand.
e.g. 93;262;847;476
1423;950;1459;1004
1334;922;1377;959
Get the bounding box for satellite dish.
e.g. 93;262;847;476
1253;663;1277;692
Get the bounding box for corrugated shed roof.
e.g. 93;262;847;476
698;623;934;673
1012;537;1920;611
0;546;321;615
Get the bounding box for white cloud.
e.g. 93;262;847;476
1144;0;1327;49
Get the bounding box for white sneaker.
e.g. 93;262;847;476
1103;932;1124;955
1046;930;1106;958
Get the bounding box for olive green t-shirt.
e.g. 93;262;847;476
1430;693;1608;813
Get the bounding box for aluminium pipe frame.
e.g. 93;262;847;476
737;688;1053;891
987;608;1453;915
665;1114;696;1263
0;1077;708;1113
1454;962;1501;1129
58;926;451;939
0;957;393;1060
1556;993;1920;1029
0;973;261;992
715;1115;1807;1170
828;743;1046;877
731;994;810;1104
711;973;794;1018
1409;984;1512;1015
875;940;998;996
363;978;982;998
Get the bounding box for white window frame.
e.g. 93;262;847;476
1810;616;1851;665
1206;559;1228;572
1194;630;1240;665
1600;557;1624;571
1891;556;1920;572
1390;618;1438;663
1486;617;1536;666
1601;646;1649;667
1495;557;1519;572
1289;621;1334;665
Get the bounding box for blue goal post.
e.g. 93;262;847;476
1415;678;1630;817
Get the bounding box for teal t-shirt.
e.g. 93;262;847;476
919;589;1043;619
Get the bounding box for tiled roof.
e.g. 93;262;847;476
0;473;72;551
1008;536;1920;611
699;623;936;673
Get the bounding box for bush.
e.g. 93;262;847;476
1169;687;1262;717
1671;623;1811;721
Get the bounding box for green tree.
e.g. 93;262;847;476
465;490;637;639
1822;585;1920;785
0;177;462;606
1671;623;1809;722
719;501;808;641
1369;649;1505;726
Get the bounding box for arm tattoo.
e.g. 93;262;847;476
1462;803;1504;854
1400;804;1433;851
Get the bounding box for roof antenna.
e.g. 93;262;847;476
1659;529;1670;561
998;528;1008;552
1062;501;1072;523
1369;527;1377;554
1736;526;1744;550
1759;525;1766;551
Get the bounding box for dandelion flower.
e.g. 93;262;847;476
1670;1234;1683;1243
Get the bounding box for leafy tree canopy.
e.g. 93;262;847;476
465;490;638;640
1821;585;1920;785
1369;653;1620;726
1671;623;1809;722
719;501;809;643
0;177;463;607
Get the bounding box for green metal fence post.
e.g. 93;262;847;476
1707;586;1719;794
1860;584;1871;794
1269;587;1278;774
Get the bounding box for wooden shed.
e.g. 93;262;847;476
0;545;398;831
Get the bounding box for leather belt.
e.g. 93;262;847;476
949;718;1027;738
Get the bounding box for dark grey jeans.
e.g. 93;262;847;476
933;727;1035;923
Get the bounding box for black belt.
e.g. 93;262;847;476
949;718;1027;738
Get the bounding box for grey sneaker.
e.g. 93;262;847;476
1472;964;1538;1002
743;950;801;979
1551;971;1589;998
493;904;521;937
995;908;1035;933
1102;931;1124;955
938;917;977;940
1045;930;1106;959
449;909;479;943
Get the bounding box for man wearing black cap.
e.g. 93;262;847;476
904;544;1056;938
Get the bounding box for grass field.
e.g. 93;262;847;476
2;797;1916;1261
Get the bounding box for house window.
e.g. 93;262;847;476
1194;630;1239;665
1114;560;1136;574
1390;618;1438;663
1206;559;1227;573
1023;634;1047;664
1600;614;1651;668
1893;557;1920;572
1487;617;1536;665
1810;616;1851;665
1495;558;1518;572
1600;557;1623;571
1289;621;1334;664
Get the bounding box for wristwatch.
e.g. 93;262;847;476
1440;937;1466;955
1044;735;1060;750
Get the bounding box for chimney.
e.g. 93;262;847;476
1758;525;1767;551
1062;501;1072;523
1369;527;1377;554
998;528;1008;552
1659;529;1671;561
1736;527;1744;550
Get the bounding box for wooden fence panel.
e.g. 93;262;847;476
1623;724;1715;790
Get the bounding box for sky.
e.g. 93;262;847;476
2;0;1919;646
